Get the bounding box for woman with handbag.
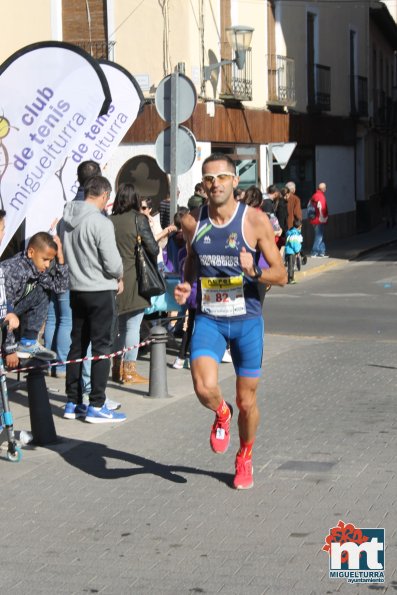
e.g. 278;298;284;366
110;184;159;384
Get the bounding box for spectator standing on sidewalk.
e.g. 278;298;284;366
261;184;280;214
159;194;172;229
73;161;102;202
174;153;287;490
187;182;207;211
309;182;329;257
44;160;101;378
61;175;126;423
110;184;159;385
285;181;303;229
285;217;303;284
241;186;263;209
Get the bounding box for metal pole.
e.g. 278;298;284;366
170;72;179;222
27;362;57;445
147;326;170;399
268;144;274;187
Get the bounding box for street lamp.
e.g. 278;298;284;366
203;25;254;80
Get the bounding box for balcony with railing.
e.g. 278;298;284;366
350;75;368;117
307;63;331;112
72;40;116;61
267;55;296;108
219;48;253;102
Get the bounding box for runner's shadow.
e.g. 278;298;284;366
48;437;234;487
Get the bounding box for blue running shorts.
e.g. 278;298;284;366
190;315;264;378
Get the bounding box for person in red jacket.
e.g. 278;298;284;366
309;182;329;257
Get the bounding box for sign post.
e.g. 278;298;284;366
155;72;197;219
170;73;179;220
267;142;297;185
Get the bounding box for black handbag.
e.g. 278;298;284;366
135;215;166;299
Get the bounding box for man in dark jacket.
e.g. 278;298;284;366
261;184;280;214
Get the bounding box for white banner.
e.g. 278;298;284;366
0;41;111;254
24;59;144;240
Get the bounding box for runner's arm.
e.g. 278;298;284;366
174;213;197;305
180;212;199;286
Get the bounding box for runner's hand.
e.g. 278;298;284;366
5;353;19;369
174;282;191;305
239;246;255;277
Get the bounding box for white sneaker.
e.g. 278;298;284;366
105;398;121;411
172;357;185;369
82;393;120;410
222;349;233;363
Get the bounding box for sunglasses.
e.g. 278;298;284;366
202;172;235;185
141;205;149;210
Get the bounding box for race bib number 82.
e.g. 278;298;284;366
201;276;246;317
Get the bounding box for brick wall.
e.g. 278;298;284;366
62;0;106;41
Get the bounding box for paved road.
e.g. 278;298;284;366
265;244;397;340
0;247;395;594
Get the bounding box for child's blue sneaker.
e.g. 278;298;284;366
85;404;126;424
64;402;88;420
17;340;57;361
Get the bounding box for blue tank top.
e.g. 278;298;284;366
191;202;261;319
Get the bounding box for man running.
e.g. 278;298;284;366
174;153;287;489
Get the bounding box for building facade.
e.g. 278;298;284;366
1;0;397;239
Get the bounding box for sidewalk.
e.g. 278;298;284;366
3;222;397;466
296;223;397;282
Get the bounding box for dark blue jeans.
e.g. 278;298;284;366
311;224;326;256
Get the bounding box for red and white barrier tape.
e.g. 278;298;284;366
10;339;155;374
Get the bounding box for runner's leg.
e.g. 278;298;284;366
236;375;260;443
191;356;222;411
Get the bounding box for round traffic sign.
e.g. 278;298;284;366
155;125;196;175
155;73;197;124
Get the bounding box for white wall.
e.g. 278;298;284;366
315;146;356;215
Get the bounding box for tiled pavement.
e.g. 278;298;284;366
0;225;396;594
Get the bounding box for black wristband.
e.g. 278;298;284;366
250;264;262;279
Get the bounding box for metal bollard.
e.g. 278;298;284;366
147;325;170;398
26;360;58;445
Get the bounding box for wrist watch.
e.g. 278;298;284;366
250;264;262;279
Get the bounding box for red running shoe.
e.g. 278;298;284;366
210;402;233;454
233;454;254;490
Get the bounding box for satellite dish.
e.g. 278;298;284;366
208;50;220;97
